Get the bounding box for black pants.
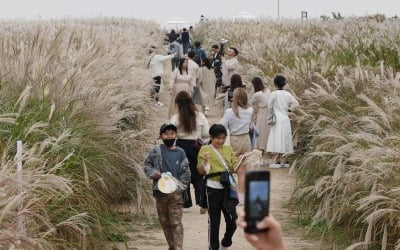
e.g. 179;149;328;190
206;187;237;250
171;58;180;71
151;76;161;101
176;139;203;208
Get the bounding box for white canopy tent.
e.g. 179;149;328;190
233;11;256;19
164;17;191;31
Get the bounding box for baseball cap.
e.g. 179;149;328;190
159;123;177;135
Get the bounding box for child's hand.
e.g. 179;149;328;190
153;171;161;179
203;152;210;164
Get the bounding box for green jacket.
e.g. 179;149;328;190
197;145;238;182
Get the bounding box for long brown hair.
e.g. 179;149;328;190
230;74;243;89
178;58;188;75
175;91;197;133
251;76;265;92
232;88;248;118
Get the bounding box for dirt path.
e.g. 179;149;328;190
111;68;321;250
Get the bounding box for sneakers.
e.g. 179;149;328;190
156;101;164;106
269;163;282;169
183;208;190;213
219;246;229;250
270;163;290;168
266;159;275;165
200;208;207;214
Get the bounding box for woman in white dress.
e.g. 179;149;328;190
168;58;195;118
266;75;299;168
195;57;216;116
251;77;271;161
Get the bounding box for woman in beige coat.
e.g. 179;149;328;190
195;57;216;116
251;77;271;162
168;58;195;118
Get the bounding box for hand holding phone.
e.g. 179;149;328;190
236;208;286;250
245;170;270;233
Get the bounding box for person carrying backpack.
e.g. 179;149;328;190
192;41;206;66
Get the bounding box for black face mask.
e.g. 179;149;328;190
163;139;176;148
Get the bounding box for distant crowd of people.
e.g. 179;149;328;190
144;25;298;250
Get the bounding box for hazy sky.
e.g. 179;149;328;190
1;0;399;24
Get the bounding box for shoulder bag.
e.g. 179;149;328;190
267;97;277;126
210;145;238;200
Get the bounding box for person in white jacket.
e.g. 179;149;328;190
222;47;240;87
147;45;174;106
187;51;200;85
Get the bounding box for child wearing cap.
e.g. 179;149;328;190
143;123;191;250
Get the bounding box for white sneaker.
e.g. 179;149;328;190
156;101;164;106
269;163;282;169
183;208;190;213
266;159;275;166
281;163;290;168
220;246;229;250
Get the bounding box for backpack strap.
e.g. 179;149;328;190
155;145;163;172
147;54;155;69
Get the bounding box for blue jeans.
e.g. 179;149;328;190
182;42;190;55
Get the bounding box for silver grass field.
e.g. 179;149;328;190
196;17;400;249
1;16;400;249
0;18;162;249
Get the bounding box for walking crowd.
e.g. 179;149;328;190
144;26;298;250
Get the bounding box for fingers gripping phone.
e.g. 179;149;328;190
245;170;270;233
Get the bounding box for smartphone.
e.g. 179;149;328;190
244;170;270;233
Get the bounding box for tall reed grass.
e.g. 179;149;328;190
196;18;400;248
0;18;162;249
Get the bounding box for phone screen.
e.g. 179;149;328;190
247;180;269;219
245;171;270;233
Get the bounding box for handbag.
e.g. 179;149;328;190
249;121;255;134
193;138;205;153
267;97;277;126
249;122;260;149
219;171;231;188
